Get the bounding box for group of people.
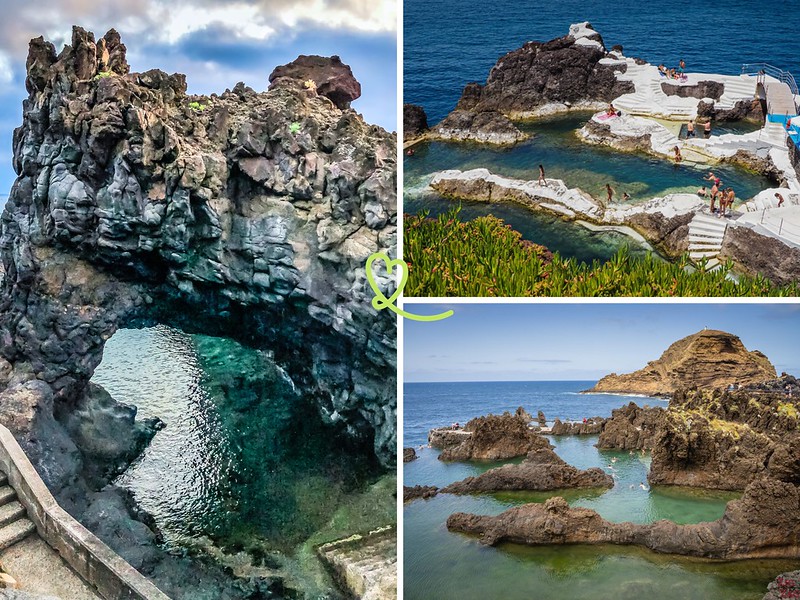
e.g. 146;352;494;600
698;171;735;217
657;59;687;80
686;119;712;139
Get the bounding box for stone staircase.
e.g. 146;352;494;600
0;471;36;570
687;213;729;270
716;75;756;109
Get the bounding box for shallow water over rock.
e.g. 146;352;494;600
92;325;392;596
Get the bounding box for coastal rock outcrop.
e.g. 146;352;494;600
441;448;613;494
720;225;800;287
431;110;528;145
268;54;361;109
449;23;634;120
403;447;417;462
587;329;776;396
550;417;604;435
435;410;550;462
403;104;428;141
697;98;764;122
648;387;800;490
763;570;800;600
447;477;800;560
596;403;664;450
403;485;439;502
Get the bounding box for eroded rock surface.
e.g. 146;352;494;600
596;403;664;450
268;54;361;109
447;477;800;560
403;485;439;503
649;386;800;490
403;104;428;141
436;409;549;462
588;329;776;396
0;27;397;480
441;448;613;494
431;110;528;145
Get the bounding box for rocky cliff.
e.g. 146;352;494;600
0;26;396;482
588;329;776;396
430;22;634;144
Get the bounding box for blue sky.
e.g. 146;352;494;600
404;303;800;382
0;0;396;200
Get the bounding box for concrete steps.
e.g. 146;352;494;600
687;213;728;270
0;472;35;553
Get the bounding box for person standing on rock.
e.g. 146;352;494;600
679;58;686;74
709;181;720;213
775;192;785;208
687;120;695;138
538;164;546;186
704;120;712;138
606;183;614;203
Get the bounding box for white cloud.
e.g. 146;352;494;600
0;52;13;84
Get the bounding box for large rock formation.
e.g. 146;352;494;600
447;23;634;120
403;104;428;141
588;329;776;396
268;54;361;109
447;477;800;560
431;110;528;145
1;25;396;484
648;386;800;490
435;409;550;461
720;225;800;287
596;403;664;450
441;448;613;494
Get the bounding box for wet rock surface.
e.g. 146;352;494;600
435;409;550;461
588;329;776;396
403;447;417;462
441;448;613;494
447;478;800;560
550;416;605;435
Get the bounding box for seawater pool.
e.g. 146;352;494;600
92;325;393;596
403;381;799;600
404;114;773;263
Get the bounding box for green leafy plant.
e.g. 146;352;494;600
403;207;800;297
93;71;113;81
188;101;208;112
289;121;302;134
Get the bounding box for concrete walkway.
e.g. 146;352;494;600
0;536;101;599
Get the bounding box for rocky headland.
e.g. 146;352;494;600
588;329;776;396
441;448;613;494
430;408;550;461
0;26;397;598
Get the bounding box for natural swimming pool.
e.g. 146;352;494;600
404;113;773;263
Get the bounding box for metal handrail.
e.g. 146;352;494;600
741;62;799;97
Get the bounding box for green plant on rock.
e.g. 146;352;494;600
93;71;113;81
188;101;208;112
403;207;800;297
777;402;799;420
289;121;302;134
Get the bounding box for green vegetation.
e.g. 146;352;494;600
404;208;800;297
777;402;798;420
93;71;113;80
188;101;208;112
289;121;302;134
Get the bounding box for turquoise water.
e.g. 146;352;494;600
404;114;772;262
404;381;800;599
92;326;390;596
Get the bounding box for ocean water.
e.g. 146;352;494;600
92;326;390;595
405;0;799;124
404;380;800;600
